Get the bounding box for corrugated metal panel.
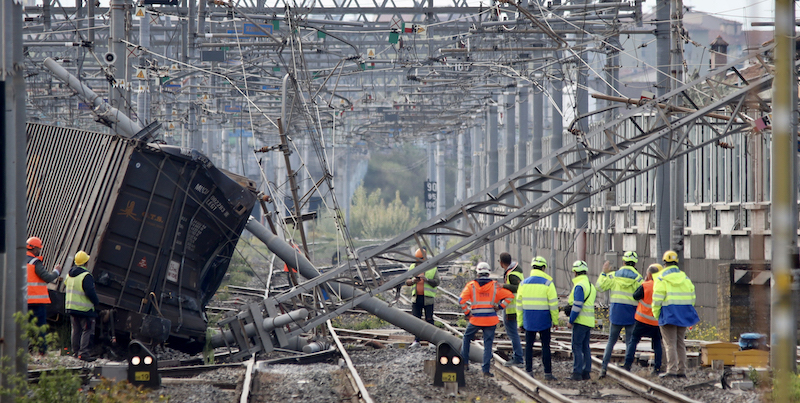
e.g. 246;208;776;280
26;123;132;269
27;123;256;350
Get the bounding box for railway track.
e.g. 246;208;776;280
434;283;704;403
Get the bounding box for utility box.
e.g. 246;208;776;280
701;342;739;366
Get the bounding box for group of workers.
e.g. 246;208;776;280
406;247;699;380
24;236;99;362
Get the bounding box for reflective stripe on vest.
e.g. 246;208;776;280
409;264;438;298
504;265;524;314
568;277;596;327
27;256;51;304
65;271;94;312
465;281;506;326
635;280;659;326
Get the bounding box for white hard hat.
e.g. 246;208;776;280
476;262;492;276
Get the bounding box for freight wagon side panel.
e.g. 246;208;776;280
27;123;257;352
93;144;256;348
26;123;132;285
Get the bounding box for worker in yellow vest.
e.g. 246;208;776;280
405;247;439;347
652;250;699;378
65;251;100;362
25;236;61;354
567;260;596;381
623;264;664;374
499;252;524;367
596;251;642;378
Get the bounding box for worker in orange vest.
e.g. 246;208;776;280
459;262;515;377
622;264;664;374
25;236;62;354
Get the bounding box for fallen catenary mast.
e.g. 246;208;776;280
236;218;485;363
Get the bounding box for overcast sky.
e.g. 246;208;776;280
666;0;782;30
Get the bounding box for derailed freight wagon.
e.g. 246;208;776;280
26;123;257;353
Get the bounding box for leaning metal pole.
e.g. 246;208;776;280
244;218;484;363
771;0;798;397
42;57;142;137
1;1;26;401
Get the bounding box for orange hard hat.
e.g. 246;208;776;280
414;248;425;259
26;237;43;250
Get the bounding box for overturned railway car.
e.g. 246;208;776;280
26;123;257;353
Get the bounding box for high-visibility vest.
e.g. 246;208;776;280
596;265;642;325
27;253;51;305
65;270;94;312
568;275;596;328
503;263;524;315
517;270;559;331
652;266;699;327
634;280;659;326
408;263;438;298
459;280;514;327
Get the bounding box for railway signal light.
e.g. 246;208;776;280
434;342;465;387
128;341;160;388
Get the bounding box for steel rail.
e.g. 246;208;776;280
327;320;375;403
493;361;573;403
591;356;704;403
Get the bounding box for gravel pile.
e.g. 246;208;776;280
538;357;764;402
638;364;762;402
349;343;513;403
251;362;352;403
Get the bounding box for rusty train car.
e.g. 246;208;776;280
26;123;257;353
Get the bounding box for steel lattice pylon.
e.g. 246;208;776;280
271;44;778;329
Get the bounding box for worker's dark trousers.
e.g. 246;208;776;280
28;304;48;353
411;295;433;342
623;321;662;371
70;315;96;357
525;328;552;374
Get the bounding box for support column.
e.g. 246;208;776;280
137;9;151;124
457;130;465;204
550;57;563;269
771;0;798;390
503;88;516;180
1;0;27;398
436;133;446;252
575;56;589;261
654;0;671;255
470;124;482;197
487;95;499;265
669;0;685;254
517;85;530;260
109;0;130;116
532;68;544;255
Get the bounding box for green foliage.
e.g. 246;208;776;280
362;144;428;206
748;366;762;386
350;184;424;239
455;317;468;328
469;254;482;266
203;328;216;365
771;371;800;402
1;311;163;403
15;310;59;354
685;323;727;341
86;378;160;403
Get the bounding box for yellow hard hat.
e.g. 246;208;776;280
74;251;90;266
662;250;678;264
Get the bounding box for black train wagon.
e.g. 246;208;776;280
27;123;256;353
